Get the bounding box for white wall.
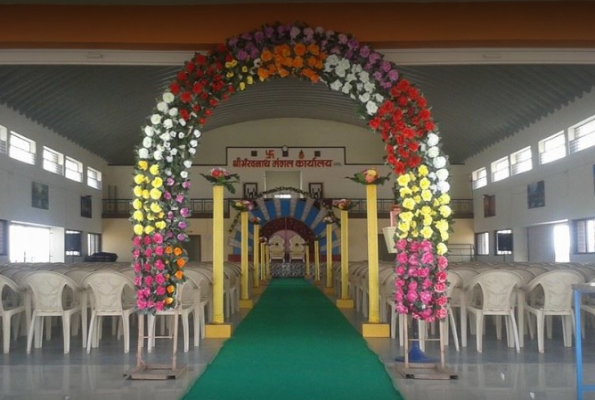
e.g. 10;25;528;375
0;104;107;263
465;87;595;262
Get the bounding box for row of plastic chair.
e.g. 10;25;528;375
0;261;245;354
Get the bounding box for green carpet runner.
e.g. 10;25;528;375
182;279;403;400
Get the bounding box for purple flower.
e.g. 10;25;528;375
180;208;190;217
182;181;191;189
237;50;248;61
347;38;359;49
228;37;238;47
364;63;373;71
176;194;184;203
359;45;371;58
373;71;383;81
380;60;392;72
164;192;172;200
338;33;348;44
388;69;399;82
178;221;187;229
369;52;381;64
250;47;260;59
177;233;186;241
166;177;175;186
167;211;174;219
264;26;274;38
241;32;253;40
254;31;264;43
303;27;314;41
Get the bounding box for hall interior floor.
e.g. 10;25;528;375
1;285;595;400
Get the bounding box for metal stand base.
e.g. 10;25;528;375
392;362;458;380
125;364;187;380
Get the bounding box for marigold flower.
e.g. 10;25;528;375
151;177;163;188
167;285;175;294
155;220;166;230
165;297;174;305
150;188;162;200
138;160;148;170
294;43;306;56
133;186;143;197
150;202;162;213
165;246;173;254
174;270;184;280
174;247;183;256
134;174;145;185
149;164;159;175
133;224;144;236
144;225;154;235
176;258;186;268
133;210;144;221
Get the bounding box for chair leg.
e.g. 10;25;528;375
448;307;460;352
27;313;37;354
475;313;483;353
546;315;553;339
122;314;130;354
508;310;520;353
87;312;96;354
563;315;573;347
62;315;71;354
536;311;545;353
2;316;10;354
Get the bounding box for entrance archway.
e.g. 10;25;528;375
131;22;452;323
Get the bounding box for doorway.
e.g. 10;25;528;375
187;234;202;262
9;223;51;262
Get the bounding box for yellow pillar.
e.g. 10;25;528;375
314;240;320;285
362;184;389;337
304;244;311;279
239;211;253;308
265;245;271;279
205;184;232;338
323;223;334;294
259;242;266;284
252;224;260;292
337;209;354;308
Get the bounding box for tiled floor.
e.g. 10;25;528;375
2;286;595;400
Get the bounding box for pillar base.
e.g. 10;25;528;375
260;280;268;286
323;286;335;295
252;286;262;294
205;324;232;338
362;323;390;338
336;298;354;309
303;274;312;280
313;280;322;286
239;299;254;309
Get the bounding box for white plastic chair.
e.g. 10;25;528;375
82;270;136;353
524;269;584;353
462;270;523;353
23;271;82;354
0;275;27;353
147;280;198;353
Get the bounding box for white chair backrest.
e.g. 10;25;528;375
0;274;23;311
82;271;134;312
23;271;79;312
525;270;584;311
465;270;523;311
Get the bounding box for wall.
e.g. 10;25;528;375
466;87;595;262
0;104;107;263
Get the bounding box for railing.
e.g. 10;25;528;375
103;198;473;218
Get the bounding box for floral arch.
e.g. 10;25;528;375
131;22;452;322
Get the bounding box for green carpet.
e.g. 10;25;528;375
182;279;403;400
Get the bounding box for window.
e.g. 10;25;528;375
65;156;83;182
539;131;566;164
475;232;489;255
575;218;595;254
491;156;509;182
0;124;7;154
570;117;595;153
472;167;487;189
65;229;82;256
42;146;64;175
88;233;102;255
87;167;102;189
9;131;36;165
495;229;513;255
0;219;7;256
510;146;532;175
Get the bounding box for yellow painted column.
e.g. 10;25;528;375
314;240;320;284
239;211;253;308
304;244;311;278
205;184;231;338
259;242;266;283
252;224;260;291
362;184;389;337
323;223;334;294
337;209;354;308
265;245;271;279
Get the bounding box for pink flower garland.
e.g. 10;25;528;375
394;238;449;321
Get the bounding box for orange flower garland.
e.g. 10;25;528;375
257;43;326;83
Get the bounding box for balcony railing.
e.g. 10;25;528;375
103;198;473;219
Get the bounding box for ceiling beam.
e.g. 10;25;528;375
1;2;595;50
